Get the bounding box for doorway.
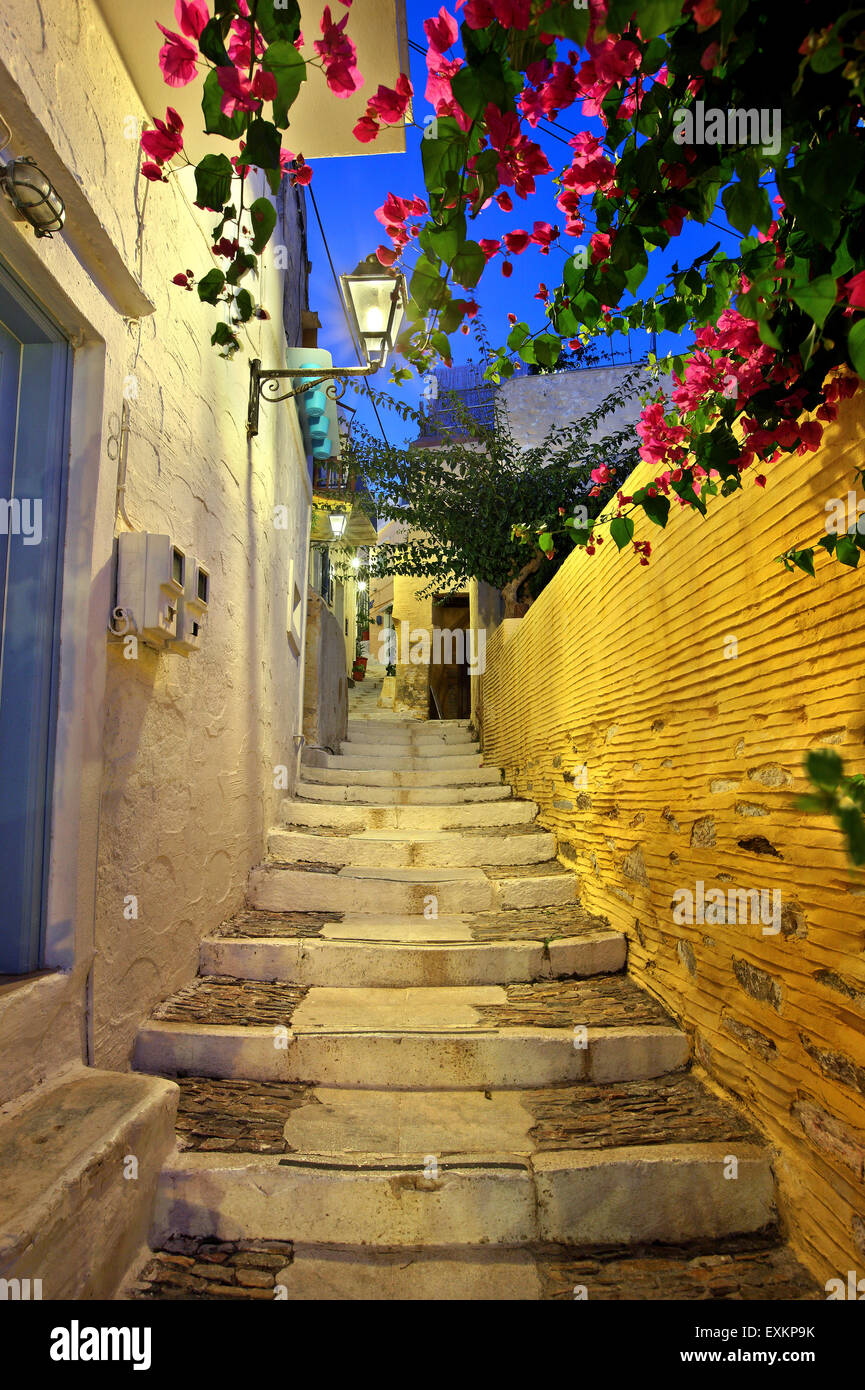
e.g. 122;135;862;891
0;263;71;974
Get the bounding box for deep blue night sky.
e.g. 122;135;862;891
305;1;741;448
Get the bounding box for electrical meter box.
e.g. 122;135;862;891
173;559;210;655
116;533;186;648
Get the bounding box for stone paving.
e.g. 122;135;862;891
174;1077;311;1153
129;1238;294;1300
475;975;675;1029
522;1076;758;1151
153;977;308;1027
217;908;341;938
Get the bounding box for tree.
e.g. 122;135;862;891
349;367;643;617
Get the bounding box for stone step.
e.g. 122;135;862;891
0;1067;177;1300
295;781;513;805
347;719;470;737
130;1236;818;1302
282;800;539;831
247;863;575;916
344;727;474;748
134;976;689;1088
300;765;503;788
266;825;557;868
200;925;624;987
335;745;482;765
146;1076;774;1249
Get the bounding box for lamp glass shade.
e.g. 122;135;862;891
329;511;348;539
1;158;65;236
340;257;407;368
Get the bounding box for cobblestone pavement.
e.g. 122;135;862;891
476;975;675;1029
468;905;610;942
216;909;340;938
153;977;308;1026
538;1237;821;1300
522;1076;757;1150
129;1238;294;1300
174;1077;312;1153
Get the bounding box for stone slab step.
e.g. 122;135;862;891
149;1140;774;1249
335;746;482;766
267;826;557;868
295;781;512;805
0;1067;177;1300
345;722;472;745
300;765;502;788
282;800;539;831
134;976;688;1088
129;1236;818;1301
247;864;574;915
199;928;625;987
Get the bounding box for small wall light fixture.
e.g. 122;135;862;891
0;157;65;237
329;511;348;540
248;255;408;436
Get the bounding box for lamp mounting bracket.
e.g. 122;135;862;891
247;358;378;437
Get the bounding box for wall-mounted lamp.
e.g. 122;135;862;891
248;255;407;436
0;157;65;237
329;511;348;540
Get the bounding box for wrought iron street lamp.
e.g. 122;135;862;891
0;157;65;237
248;255;408;436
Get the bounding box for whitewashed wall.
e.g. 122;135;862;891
0;0;311;1079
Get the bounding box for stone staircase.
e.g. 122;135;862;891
127;716;817;1300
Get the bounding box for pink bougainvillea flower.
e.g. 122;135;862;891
501;259;513;277
172;271;191;286
495;191;513;212
479;238;501;260
291;158;313;186
216;66;259;116
156;24;198;86
754;474;767;486
367;73;413;124
701;41;720;69
175;0;209;39
375;244;399;266
142;161;167;182
228;17;265;68
252;70;278;102
423;5;458;53
503;229;531;255
534;282;548;301
660;204;687;237
589;231;612;263
140;108;184;164
353;115;380;143
842;269;865;309
529;220;557;252
314;6;363;98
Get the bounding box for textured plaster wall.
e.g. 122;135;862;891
0;0;311;1077
480;394;865;1284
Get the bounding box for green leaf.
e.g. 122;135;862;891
243;118;282;171
636;0;686;38
249;196;277;255
610;515;635;551
451;240;485;289
211;321;240;353
263;40;306;127
538;531;553;552
836;533;860;566
722;177;772;235
790;274;838;330
197;268;226;304
838;804;865;865
198;16;230;65
811;35;844;74
791;548;815;577
194;153;234;212
410;255;448;315
848;318;865;379
638;492;670;527
507;322;530;351
226;251;257;284
234;288;254;322
256;0;301;43
201;70;246;139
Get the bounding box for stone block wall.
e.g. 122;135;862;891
479;393;865;1284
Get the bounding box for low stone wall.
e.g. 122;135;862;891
479;394;865;1285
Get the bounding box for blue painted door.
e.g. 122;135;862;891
0;267;71;974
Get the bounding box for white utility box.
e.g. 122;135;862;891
172;559;210;655
115;533;186;648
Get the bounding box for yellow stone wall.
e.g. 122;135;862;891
480;394;865;1285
